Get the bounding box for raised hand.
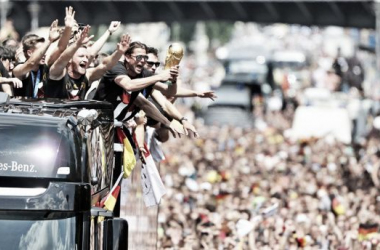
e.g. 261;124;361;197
76;25;94;46
197;91;217;101
117;34;131;53
161;122;181;139
108;21;121;34
49;19;61;42
181;120;199;138
64;6;76;28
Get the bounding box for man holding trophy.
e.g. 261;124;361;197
144;44;218;145
127;42;199;154
95;41;199;152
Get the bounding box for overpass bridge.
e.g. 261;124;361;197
1;0;377;35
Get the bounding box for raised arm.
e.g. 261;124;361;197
87;21;120;64
151;89;198;137
134;93;180;138
115;68;175;92
87;34;131;82
46;6;76;67
155;77;217;100
151;89;183;121
133;110;147;155
13;20;60;79
49;25;93;80
175;88;217;100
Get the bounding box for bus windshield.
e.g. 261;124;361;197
0;216;78;250
0;119;76;179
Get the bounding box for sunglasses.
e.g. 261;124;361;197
77;23;87;30
131;55;148;62
146;61;161;67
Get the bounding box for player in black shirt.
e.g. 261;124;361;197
46;26;131;100
95;42;182;138
96;60;155;107
12;20;61;98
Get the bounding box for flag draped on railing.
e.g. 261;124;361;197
116;127;136;179
140;143;166;207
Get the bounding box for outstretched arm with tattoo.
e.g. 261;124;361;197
151;89;198;137
133;93;180;138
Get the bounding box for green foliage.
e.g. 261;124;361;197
205;21;234;46
170;21;234;48
170;22;196;46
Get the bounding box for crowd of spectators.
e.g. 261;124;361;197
158;103;380;249
153;24;380;249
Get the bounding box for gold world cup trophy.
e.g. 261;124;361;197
165;43;186;135
164;43;184;70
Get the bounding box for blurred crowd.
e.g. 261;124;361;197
155;28;378;250
158;102;380;249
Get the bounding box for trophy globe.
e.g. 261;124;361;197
164;43;184;70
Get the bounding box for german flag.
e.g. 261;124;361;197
116;127;136;179
358;223;378;241
102;185;121;212
100;172;124;212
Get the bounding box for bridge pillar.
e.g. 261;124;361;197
27;1;40;31
0;0;10;29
